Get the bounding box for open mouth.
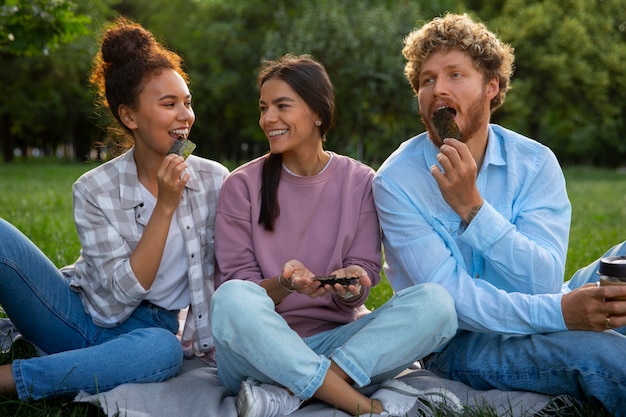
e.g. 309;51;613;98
432;107;461;141
169;129;188;141
268;129;288;137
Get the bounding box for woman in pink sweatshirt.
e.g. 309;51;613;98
210;54;459;417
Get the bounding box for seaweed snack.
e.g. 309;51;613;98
432;107;461;141
168;138;196;160
313;275;359;287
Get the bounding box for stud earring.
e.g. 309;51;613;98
315;120;321;126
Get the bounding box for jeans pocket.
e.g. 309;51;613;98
150;307;180;334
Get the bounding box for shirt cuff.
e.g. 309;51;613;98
459;201;513;252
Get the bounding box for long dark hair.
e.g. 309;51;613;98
257;54;335;231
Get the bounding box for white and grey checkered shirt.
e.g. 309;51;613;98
60;148;228;356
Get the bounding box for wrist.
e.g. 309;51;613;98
340;286;362;301
278;273;295;292
463;201;483;225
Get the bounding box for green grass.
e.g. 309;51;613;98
0;158;97;268
563;167;626;278
0;159;623;416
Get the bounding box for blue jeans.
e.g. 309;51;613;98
426;240;626;416
0;218;183;400
211;279;458;399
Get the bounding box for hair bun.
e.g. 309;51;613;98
89;16;188;156
100;18;157;66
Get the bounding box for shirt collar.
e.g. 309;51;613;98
482;125;506;170
117;148;200;210
118;149;142;210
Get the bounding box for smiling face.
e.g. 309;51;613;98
258;77;322;156
119;68;195;157
417;49;498;147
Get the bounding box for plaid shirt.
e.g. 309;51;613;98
60;148;228;356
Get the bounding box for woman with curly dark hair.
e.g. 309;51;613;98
0;17;227;400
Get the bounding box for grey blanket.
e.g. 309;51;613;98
74;357;567;417
0;317;581;416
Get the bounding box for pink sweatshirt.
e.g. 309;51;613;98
215;152;382;337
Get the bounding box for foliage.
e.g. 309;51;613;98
0;0;90;56
474;0;626;165
176;0;293;162
0;0;117;162
259;0;424;164
1;0;626;167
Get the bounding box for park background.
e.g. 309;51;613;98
1;0;625;168
1;0;626;286
0;1;624;415
1;0;625;300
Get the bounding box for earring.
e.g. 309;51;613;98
315;120;321;126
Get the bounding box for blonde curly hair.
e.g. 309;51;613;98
402;13;514;112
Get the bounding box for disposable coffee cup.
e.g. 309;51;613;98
598;256;626;301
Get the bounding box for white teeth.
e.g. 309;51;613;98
170;129;189;136
268;129;288;137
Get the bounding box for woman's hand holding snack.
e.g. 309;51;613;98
319;266;371;300
279;259;324;298
156;154;189;212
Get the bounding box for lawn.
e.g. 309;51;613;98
0;158;623;416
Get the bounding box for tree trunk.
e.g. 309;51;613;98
1;112;14;162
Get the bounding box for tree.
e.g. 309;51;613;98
0;0;90;56
471;0;626;165
113;0;292;162
0;0;94;162
4;0;625;166
120;0;461;164
259;0;424;164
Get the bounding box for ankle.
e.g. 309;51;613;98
370;398;384;414
0;364;17;397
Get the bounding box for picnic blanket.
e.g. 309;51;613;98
74;357;576;417
0;318;583;416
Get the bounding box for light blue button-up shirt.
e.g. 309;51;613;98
373;124;571;334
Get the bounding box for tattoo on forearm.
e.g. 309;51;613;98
464;203;483;225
